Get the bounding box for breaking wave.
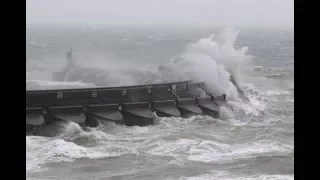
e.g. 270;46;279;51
159;28;253;100
26;114;293;173
26;28;293;179
26;28;264;119
45;28;253;101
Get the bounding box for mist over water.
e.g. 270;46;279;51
26;26;294;180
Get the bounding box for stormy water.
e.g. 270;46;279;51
26;25;294;180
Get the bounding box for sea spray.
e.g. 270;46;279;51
160;28;253;100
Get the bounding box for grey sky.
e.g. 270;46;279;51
27;0;293;28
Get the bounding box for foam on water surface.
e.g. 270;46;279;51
26;27;294;179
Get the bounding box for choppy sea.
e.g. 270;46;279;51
26;26;294;180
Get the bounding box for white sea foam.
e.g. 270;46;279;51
26;123;137;173
180;171;293;180
145;135;292;165
264;90;291;96
159;28;253;101
26;28;292;177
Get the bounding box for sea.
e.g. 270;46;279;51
26;25;294;180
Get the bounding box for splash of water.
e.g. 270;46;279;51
44;28;254;98
160;28;253;100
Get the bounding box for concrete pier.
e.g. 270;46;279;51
26;81;226;136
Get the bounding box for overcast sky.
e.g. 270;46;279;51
27;0;293;28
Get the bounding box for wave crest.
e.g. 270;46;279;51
160;28;253;100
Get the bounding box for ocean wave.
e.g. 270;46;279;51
26;109;292;173
29;41;47;48
147;34;166;41
120;38;130;41
26;133;137;173
180;172;293;180
26;28;293;178
48;28;253;100
263;90;291;96
264;73;288;79
142;135;292;166
225;84;267;118
252;66;293;79
159;28;253;100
